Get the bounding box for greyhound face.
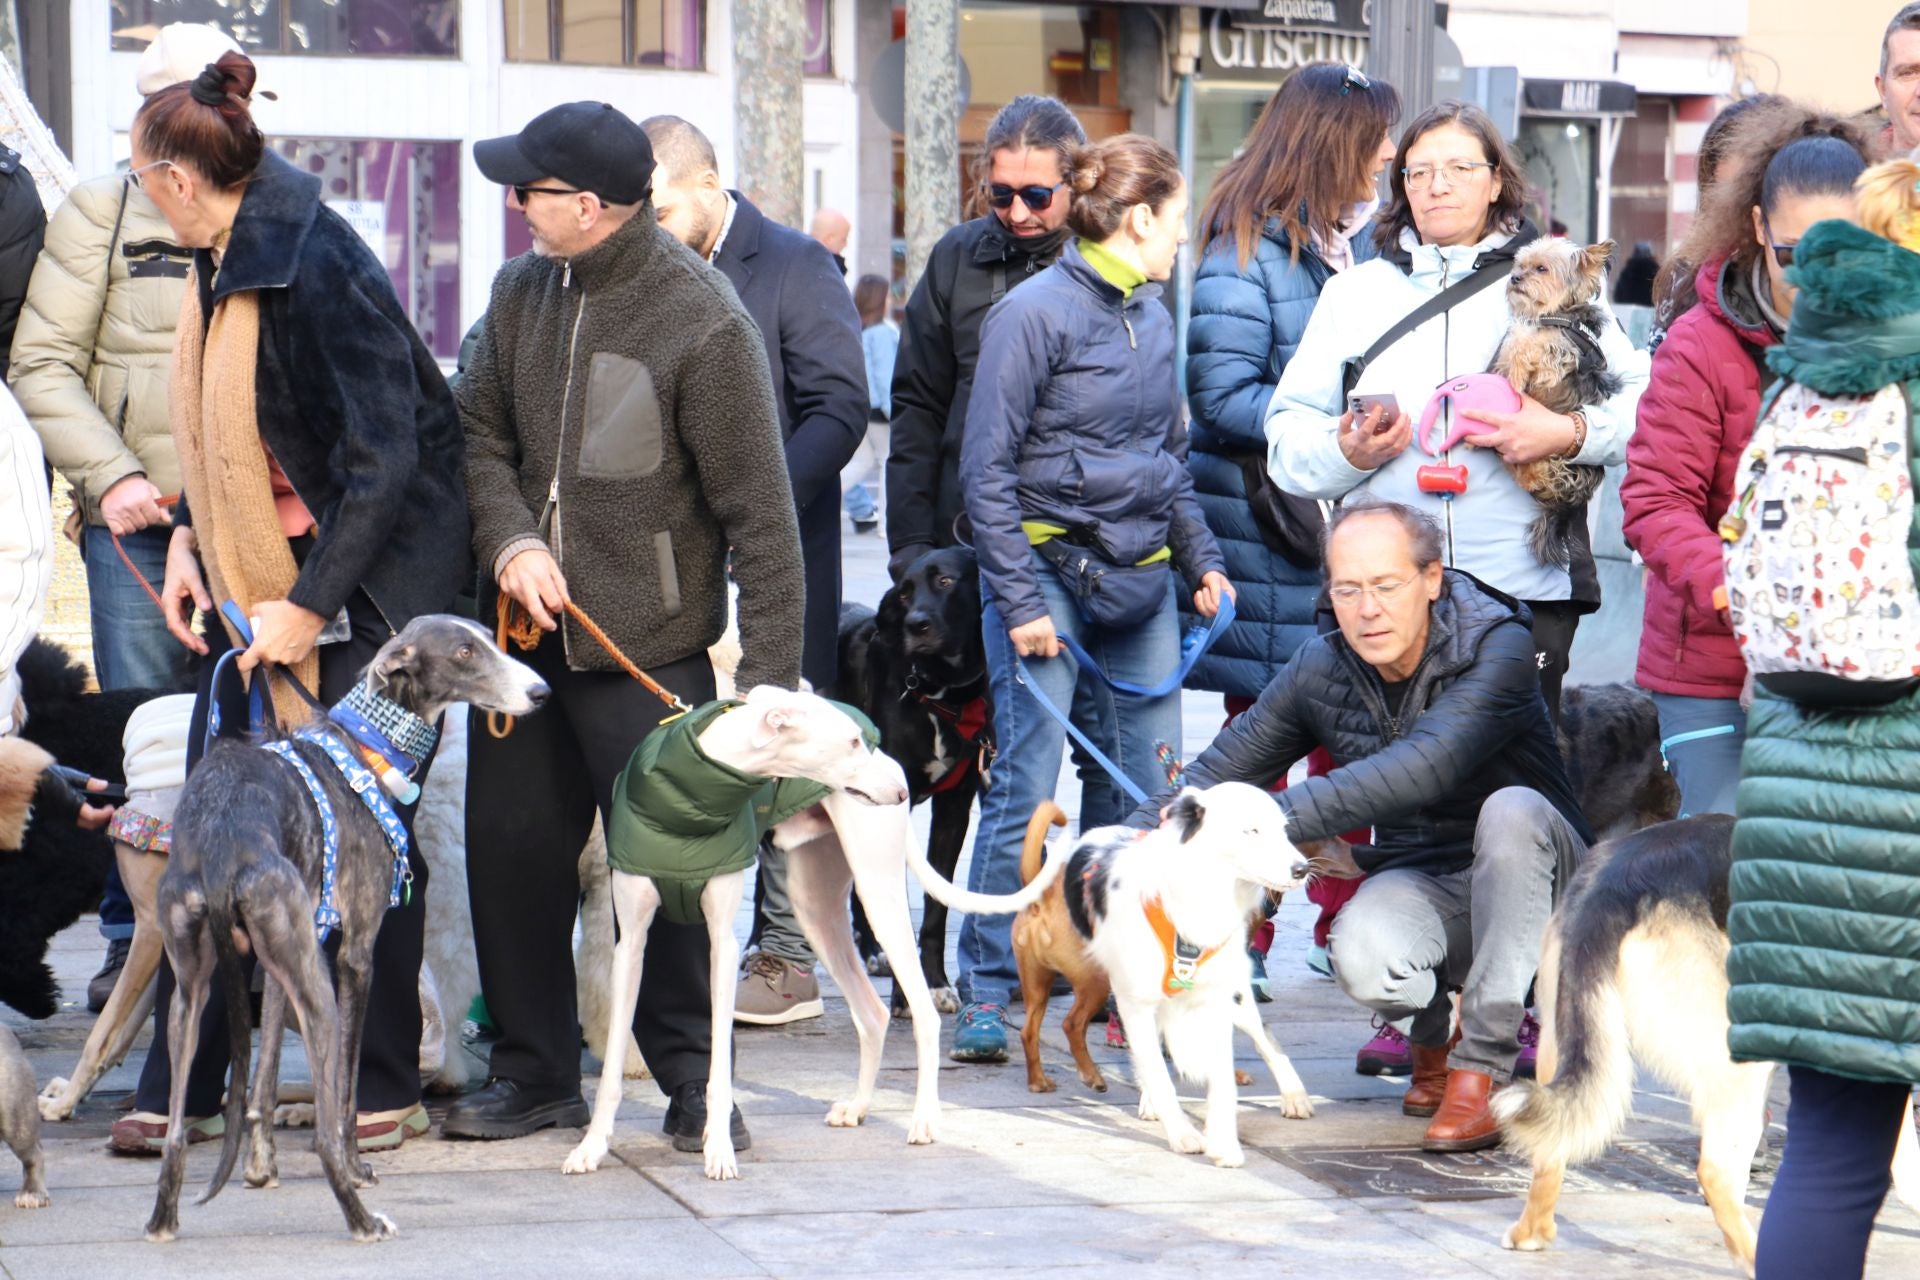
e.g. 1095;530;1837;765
1164;782;1311;892
740;686;910;807
365;615;551;723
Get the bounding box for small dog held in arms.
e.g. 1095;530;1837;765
562;686;1069;1182
145;617;549;1245
1011;784;1314;1167
1493;237;1625;566
1492;815;1920;1272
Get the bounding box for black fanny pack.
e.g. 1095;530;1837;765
1033;534;1170;629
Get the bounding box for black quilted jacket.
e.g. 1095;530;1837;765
1133;570;1592;875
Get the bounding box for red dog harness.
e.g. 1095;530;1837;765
914;693;993;794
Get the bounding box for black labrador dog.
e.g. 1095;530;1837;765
146;616;548;1244
835;547;990;1015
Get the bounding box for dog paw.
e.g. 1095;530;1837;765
906;1107;940;1146
864;952;893;978
703;1140;739;1181
273;1102;315;1129
1136;1098;1160;1123
350;1159;377;1189
1278;1090;1315;1120
1166;1124;1206;1155
1205;1140;1246;1168
14;1189;49;1209
144;1223;176;1244
931;987;960;1015
562;1135;608;1175
1081;1070;1108;1093
243;1165;279;1190
36;1093;73;1123
623;1060;652;1081
354;1212;399;1243
825;1101;868;1128
37;1076;68;1099
1501;1222;1554;1252
1234;1068;1254;1087
1028;1074;1058;1094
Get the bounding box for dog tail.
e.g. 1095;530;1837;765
908;808;1072;915
1019;802;1068;887
198;882;254;1206
1492;915;1636;1168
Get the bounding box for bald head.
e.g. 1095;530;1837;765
810;207;850;255
640;115;718;186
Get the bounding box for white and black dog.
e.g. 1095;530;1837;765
1048;783;1314;1167
146;617;549;1244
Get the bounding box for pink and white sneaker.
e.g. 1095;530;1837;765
1355;1017;1412;1077
1512;1010;1542;1079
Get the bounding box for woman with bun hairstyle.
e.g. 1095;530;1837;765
1724;156;1920;1280
951;133;1232;1062
111;51;470;1154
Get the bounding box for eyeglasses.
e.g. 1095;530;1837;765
125;158;177;192
513;183;583;204
1328;579;1412;606
1340;65;1371;95
1761;214;1795;268
1400;160;1496;190
986;181;1067;211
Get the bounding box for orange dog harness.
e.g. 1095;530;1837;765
1143;896;1223;996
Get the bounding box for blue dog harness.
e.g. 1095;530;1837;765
265;730;413;943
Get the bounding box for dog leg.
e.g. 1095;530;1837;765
245;976;288;1189
1114;992;1202;1154
332;937;380;1189
1503;1158;1565;1253
8;1128;47;1209
1697;1062;1774;1276
1017;954;1059;1094
564;872;659;1176
785;829;889;1131
698;872;748;1180
909;785;971;1017
1504;936;1562;1253
1061;975;1111;1093
1196;1009;1246;1168
1231;988;1312;1120
145;911;212;1244
576;821;650;1081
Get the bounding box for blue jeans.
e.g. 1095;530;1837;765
843;484;876;522
1755;1066;1911;1280
956;549;1183;1007
1649;692;1746;818
83;523;192;939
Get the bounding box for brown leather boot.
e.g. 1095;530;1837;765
1401;1041;1453;1117
1422;1069;1502;1152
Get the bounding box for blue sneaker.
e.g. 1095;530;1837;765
1248;946;1273;1003
1306;942;1333;978
950;1002;1009;1062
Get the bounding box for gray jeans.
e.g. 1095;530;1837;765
1328;787;1587;1083
753;855;816;967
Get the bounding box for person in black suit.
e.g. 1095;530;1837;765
641;116;865;1023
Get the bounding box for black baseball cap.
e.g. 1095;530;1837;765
474;102;655;205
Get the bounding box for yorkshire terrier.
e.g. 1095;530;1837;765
1493;238;1623;566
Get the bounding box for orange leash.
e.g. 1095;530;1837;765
108;493;182;613
489;593;693;738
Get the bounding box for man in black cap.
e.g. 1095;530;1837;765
446;102;805;1145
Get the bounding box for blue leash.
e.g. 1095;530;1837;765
1012;594;1239;807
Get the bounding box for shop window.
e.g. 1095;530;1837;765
1519;119;1595;243
502;0;703;69
803;0;831;77
960;3;1118;112
111;0;459;57
277;137;462;360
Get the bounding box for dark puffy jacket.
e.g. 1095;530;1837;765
1727;220;1920;1085
961;240;1224;628
1622;257;1775;700
1129;571;1591;875
184;150;470;629
0;151;46;383
885;215;1068;558
1183;219;1374;697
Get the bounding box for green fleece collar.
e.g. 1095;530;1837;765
1772;220;1920;394
1077;237;1148;298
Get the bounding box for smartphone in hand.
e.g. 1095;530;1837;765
1348;393;1402;433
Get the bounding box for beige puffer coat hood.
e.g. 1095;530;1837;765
8;172;191;523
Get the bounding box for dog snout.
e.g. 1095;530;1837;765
526;681;552;710
1290;858;1311;883
905;612;933;637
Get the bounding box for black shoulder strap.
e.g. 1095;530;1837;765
1343;256;1517;394
989;263;1009;305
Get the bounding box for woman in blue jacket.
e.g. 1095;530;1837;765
1186;62;1399;1052
952;134;1232;1062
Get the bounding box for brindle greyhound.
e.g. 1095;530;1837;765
145;616;549;1244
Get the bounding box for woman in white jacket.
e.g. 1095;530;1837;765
1266;102;1648;718
0;386;51;739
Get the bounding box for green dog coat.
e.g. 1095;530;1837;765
605;699;882;926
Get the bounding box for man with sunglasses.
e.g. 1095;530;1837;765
449;102;805;1146
1128;497;1590;1154
884;95;1086;582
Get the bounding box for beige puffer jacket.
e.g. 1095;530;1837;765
8;173;191;524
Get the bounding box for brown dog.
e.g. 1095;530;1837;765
1012;802;1112;1094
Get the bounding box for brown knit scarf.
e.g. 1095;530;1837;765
171;269;319;726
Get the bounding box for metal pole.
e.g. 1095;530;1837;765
1368;0;1437;124
904;0;960;294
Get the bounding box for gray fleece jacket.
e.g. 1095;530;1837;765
459;211;803;690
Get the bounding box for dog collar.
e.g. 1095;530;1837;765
331;682;438;804
1143;895;1223;996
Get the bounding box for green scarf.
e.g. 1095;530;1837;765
1078;237;1148;297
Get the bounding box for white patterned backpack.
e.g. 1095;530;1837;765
1720;379;1920;706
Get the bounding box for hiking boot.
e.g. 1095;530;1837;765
1248;947;1273;1003
1422;1069;1502;1152
441;1078;588;1140
107;1111;224;1156
663;1081;751;1154
1402;1030;1460;1118
357;1103;431;1151
734;952;824;1026
1356;1018;1413;1077
1513;1010;1542;1080
87;938;131;1014
950;1002;1008;1062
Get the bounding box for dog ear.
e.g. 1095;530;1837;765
1167;791;1206;844
369;642;418;697
747;693;801;748
1579;240;1615;286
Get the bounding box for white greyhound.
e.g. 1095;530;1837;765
562;685;1069;1181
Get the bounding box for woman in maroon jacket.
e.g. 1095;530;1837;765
1623;107;1869;816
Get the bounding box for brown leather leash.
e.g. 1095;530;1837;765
490;593;694;738
108;492;182;612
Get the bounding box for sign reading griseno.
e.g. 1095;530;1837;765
1203;5;1369;78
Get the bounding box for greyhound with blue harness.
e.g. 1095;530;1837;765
145;612;550;1245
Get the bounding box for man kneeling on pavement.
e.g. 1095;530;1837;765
1131;496;1592;1151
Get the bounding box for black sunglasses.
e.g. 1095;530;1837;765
514;183;583;204
1761;214;1795;268
1340;65;1371;95
986;181;1066;211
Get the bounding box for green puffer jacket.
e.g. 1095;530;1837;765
606;699;881;926
1726;220;1920;1084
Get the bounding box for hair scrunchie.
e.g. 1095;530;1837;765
189;64;229;108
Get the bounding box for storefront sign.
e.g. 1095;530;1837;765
1520;78;1637;117
329;199;388;260
1203;7;1369;77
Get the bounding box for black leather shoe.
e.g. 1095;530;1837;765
87;938;131;1014
662;1082;751;1154
441;1078;588;1140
